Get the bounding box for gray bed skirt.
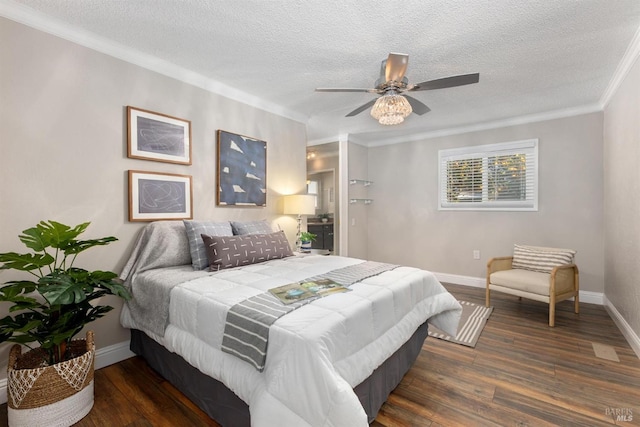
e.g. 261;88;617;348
130;321;429;426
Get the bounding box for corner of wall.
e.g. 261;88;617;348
604;297;640;359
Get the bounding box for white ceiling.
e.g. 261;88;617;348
3;0;640;146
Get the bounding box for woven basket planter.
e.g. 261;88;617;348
7;331;95;427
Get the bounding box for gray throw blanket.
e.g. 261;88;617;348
221;261;399;371
120;221;212;336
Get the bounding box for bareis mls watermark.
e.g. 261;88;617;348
606;407;633;422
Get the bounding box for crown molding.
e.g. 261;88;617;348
350;103;602;148
307;137;340;146
600;24;640;108
0;0;307;124
307;135;374;147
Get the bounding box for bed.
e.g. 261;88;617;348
120;220;461;426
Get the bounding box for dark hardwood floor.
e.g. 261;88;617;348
1;283;638;426
373;284;640;427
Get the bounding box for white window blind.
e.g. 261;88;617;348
438;139;538;211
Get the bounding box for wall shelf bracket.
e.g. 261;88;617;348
349;179;372;186
349;198;373;204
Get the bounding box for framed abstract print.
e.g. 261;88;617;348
127;106;191;165
216;130;267;206
128;170;193;221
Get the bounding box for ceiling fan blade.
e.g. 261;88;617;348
404;95;431;115
385;53;409;83
410;73;480;91
315;88;378;93
345;98;377;117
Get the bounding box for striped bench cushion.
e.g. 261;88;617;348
512;244;575;273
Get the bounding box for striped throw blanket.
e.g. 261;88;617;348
221;261;398;371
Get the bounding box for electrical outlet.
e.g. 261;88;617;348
473;250;480;260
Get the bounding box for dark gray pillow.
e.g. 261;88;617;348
230;220;274;235
183;220;234;270
201;231;293;270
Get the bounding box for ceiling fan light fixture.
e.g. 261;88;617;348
370;92;412;125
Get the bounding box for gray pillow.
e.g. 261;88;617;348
183;220;233;270
231;220;274;235
201;230;293;270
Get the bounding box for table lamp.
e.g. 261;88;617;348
283;194;316;251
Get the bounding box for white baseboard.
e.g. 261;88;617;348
93;339;136;370
0;340;134;405
603;297;640;359
432;272;604;305
433;272;485;288
579;290;604;305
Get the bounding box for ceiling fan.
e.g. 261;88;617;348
315;53;479;125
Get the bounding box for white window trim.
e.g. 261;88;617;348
438;139;539;211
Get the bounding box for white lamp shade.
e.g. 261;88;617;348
283;194;316;215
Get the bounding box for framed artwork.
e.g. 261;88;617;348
127;106;192;165
216;130;267;206
128;170;193;221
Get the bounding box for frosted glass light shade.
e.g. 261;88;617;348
370;93;412;125
283;194;316;215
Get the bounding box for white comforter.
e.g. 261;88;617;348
121;255;461;427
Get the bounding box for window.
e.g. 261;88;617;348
438;139;538;211
307;180;319;208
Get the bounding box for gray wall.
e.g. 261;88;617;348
366;112;605;293
348;142;370;260
604;56;640;338
0;18;307;373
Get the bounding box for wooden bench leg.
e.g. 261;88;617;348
485;286;491;307
574;269;580;314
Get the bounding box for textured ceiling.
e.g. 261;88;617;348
3;0;640;146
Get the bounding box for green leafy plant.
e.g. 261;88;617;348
299;231;317;242
0;221;131;366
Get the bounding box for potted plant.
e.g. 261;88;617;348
0;220;131;426
299;231;317;253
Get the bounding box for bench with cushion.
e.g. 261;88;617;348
486;244;579;327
